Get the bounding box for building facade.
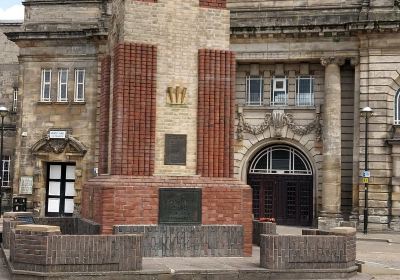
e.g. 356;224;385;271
0;0;399;232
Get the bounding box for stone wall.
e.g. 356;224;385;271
260;227;357;272
252;221;276;246
10;224;142;273
114;224;243;257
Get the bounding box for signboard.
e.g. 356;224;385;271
159;188;201;224
49;130;66;139
164;134;187;165
19;176;33;195
363;177;369;184
363;171;370;178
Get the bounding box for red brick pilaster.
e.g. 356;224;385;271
198;49;235;178
199;0;226;9
99;56;111;174
111;43;157;176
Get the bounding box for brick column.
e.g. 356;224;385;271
198;49;235;178
319;57;345;229
99;56;111;174
111;43;157;176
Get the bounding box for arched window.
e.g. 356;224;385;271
396;90;400;125
249;145;312;175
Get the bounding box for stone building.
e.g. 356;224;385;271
1;0;399;234
0;21;21;211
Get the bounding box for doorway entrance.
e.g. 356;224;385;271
45;163;76;216
247;145;313;226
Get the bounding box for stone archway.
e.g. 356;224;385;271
247;144;314;226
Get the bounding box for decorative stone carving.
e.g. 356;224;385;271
350;57;360;66
31;136;87;156
395;0;400;9
167;86;187;105
321;57;345;67
237;109;322;140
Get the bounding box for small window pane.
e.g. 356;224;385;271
49;181;61;196
48;198;60;213
271;150;290;170
64;199;74;213
65;182;76;197
246;76;263;106
294;154;307;171
49;165;62;179
66;165;75;180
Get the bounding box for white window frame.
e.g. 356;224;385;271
271;77;288;106
2;156;10;187
41;69;52;102
57;69;69;102
74;69;85;102
395;89;400;125
12;87;18;112
245;76;264;106
296;76;314;106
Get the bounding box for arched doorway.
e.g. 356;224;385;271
247;145;314;226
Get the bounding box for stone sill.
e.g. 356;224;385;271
37;101;86;105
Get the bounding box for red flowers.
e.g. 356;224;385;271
259;217;276;223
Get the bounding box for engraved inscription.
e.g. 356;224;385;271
165;134;187;165
159;189;202;224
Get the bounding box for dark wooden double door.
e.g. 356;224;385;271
248;174;313;226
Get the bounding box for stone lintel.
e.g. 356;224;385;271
16;224;61;233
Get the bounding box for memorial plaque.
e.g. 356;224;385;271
159;188;201;224
165;134;187;165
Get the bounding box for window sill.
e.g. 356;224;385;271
37;101;86;105
242;105;316;111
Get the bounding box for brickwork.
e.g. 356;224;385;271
111;43;157;176
198;49;235;178
199;0;226;9
82;175;253;256
10;225;142;273
34;217;100;235
114;224;243;257
260;228;356;270
99;55;111;174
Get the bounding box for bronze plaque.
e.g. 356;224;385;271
165;134;187;165
159;189;202;224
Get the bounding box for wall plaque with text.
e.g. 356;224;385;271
164;134;187;165
159;188;201;224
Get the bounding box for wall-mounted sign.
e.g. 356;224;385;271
363;171;370;178
19;176;33;195
363;177;369;184
49;130;66;139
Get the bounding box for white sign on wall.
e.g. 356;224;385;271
19;176;33;195
49;130;66;139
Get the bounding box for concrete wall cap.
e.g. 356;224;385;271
3;212;33;219
330;227;356;235
16;224;61;233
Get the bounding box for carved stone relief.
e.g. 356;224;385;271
31;136;87;156
167;86;187;105
237;109;322;141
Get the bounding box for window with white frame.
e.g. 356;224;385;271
57;69;69;102
2;156;10;187
271;77;288;106
296;76;314;106
41;69;52;102
74;69;85;102
246;76;264;106
12;87;18;112
395;89;400;125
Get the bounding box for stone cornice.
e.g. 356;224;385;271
5;29;108;42
23;0;103;6
230;21;400;39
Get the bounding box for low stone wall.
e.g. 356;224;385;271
260;227;357;272
2;212;34;249
252;221;276;245
114;224;243;257
34;217;100;235
10;224;142;273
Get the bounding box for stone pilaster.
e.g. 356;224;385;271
318;57;345;230
350;57;360;224
388;127;400;231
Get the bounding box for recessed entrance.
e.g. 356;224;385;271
247;145;313;226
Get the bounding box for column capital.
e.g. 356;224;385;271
350;57;360;66
321;57;345;67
